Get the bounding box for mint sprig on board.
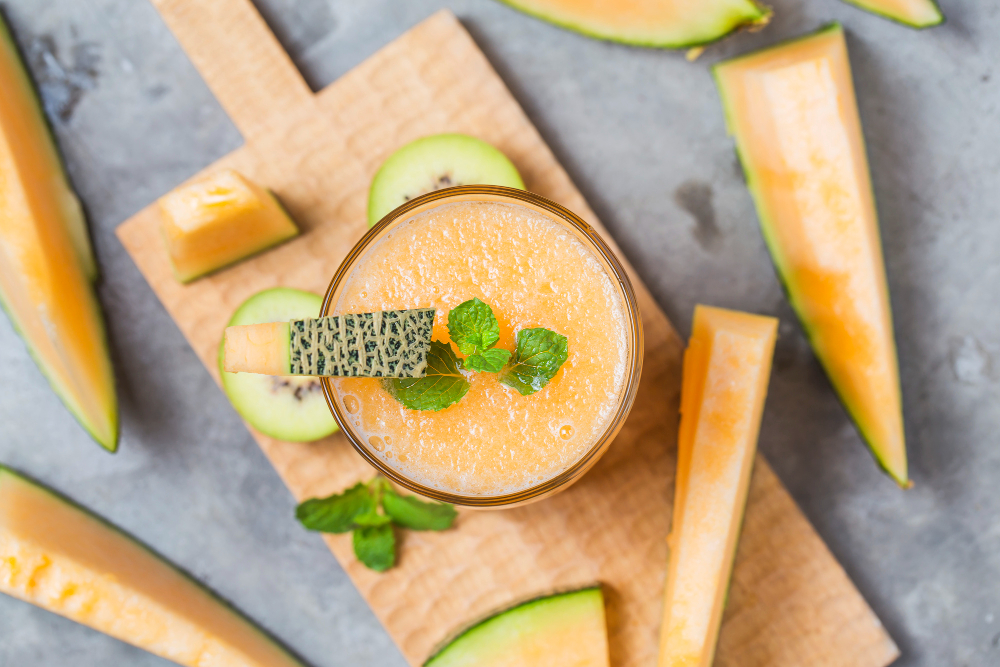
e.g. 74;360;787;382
384;298;568;410
296;477;456;572
499;328;569;396
382;488;459;530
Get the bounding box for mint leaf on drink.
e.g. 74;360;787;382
386;340;470;411
447;298;500;356
295;482;373;534
499;328;569;396
382;488;458;531
462;348;512;373
353;524;395;572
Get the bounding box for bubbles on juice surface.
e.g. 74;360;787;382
343;394;361;414
559;424;574;440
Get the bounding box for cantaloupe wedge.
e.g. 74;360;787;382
0;465;305;667
0;15;117;450
223;308;435;377
839;0;943;28
658;305;777;667
0;16;95;280
714;25;909;486
496;0;771;49
425;586;609;667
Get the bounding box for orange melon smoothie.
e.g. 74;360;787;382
325;188;642;505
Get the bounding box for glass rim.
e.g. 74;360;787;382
320;185;643;508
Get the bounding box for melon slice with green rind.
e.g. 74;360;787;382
219;288;338;442
0;15;96;280
368;134;524;227
426;586;609;667
496;0;771;49
658;305;777;667
713;24;909;486
0;13;117;451
838;0;943;28
224;308;435;377
0;465;305;667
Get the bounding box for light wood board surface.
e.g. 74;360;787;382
117;2;899;665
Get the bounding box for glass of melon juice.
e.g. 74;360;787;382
320;186;642;508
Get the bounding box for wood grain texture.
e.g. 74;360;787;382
118;3;899;666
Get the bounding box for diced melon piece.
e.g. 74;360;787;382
658;305;777;667
714;25;909;486
839;0;943;28
0;15;117;451
224;308;435;377
425;586;609;667
159;169;299;283
0;17;95;280
0;466;305;667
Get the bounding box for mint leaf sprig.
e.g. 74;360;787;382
498;328;569;396
447;298;512;372
296;477;457;572
385;298;568;411
385;341;469;412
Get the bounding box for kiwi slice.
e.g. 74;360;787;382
218;288;338;442
367;133;525;226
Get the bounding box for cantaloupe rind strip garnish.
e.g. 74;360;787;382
224;308;435;377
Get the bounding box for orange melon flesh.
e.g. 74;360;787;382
714;25;908;486
840;0;943;28
0;18;117;451
658;305;777;667
159;169;299;283
497;0;771;49
0;466;305;667
223;321;291;375
0;17;95;280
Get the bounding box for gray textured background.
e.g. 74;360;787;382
0;0;997;665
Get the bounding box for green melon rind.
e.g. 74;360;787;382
495;0;772;49
289;309;436;377
838;0;944;29
0;12;97;281
218;288;338;442
367;134;525;227
425;586;604;667
712;24;908;486
0;465;307;666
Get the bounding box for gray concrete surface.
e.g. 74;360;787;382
0;0;997;665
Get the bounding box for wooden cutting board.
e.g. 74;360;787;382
117;2;899;665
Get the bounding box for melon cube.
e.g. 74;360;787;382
159;169;298;282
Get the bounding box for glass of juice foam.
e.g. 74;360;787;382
320;186;642;508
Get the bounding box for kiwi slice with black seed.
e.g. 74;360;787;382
367;133;525;227
218;288;338;442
